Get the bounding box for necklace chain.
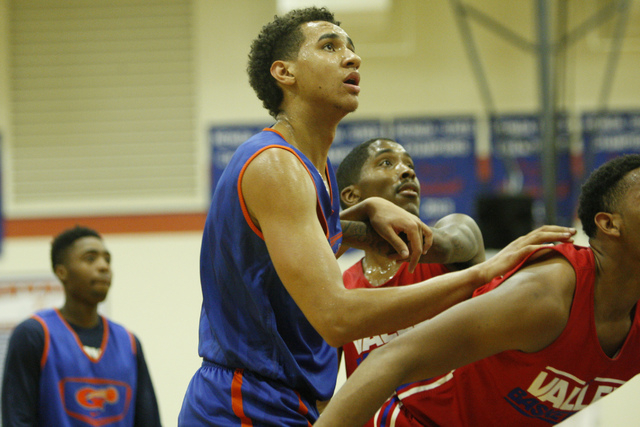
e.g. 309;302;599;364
362;257;400;287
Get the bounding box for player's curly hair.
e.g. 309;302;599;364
247;7;339;118
578;154;640;238
336;138;396;209
51;226;102;270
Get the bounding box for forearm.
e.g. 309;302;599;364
421;214;485;267
315;343;413;426
2;322;42;427
339;198;389;252
339;197;377;221
333;265;484;345
340;220;386;252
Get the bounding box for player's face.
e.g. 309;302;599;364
356;140;420;216
59;237;112;306
291;21;361;115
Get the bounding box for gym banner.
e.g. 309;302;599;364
489;114;574;226
582;111;640;174
209;124;269;196
392;116;476;225
209;121;385;198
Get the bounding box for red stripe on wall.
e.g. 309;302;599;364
5;212;208;237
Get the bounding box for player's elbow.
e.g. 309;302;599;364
316;320;354;348
312;305;360;348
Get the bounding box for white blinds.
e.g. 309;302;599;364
8;0;197;217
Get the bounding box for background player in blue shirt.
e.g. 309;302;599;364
2;226;161;427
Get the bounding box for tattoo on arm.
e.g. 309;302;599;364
340;220;394;256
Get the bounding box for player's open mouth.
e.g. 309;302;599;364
344;72;360;92
397;182;419;197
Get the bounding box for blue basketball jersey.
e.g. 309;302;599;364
180;129;341;425
35;309;137;427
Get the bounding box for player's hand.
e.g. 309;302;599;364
474;225;576;284
364;197;432;272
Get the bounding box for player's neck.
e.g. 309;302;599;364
59;303;100;328
592;241;640;320
274;113;335;171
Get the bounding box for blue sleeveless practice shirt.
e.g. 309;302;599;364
35;309;137;427
198;129;342;401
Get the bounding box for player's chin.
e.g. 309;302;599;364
90;287;110;301
397;199;420;217
407;206;421;217
341;96;359;112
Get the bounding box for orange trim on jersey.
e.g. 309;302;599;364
237;142;330;241
322;162;335;212
294;391;313;426
231;369;253;426
32;314;50;369
55;309;107;363
128;331;137;356
263;127;283;138
329;232;343;248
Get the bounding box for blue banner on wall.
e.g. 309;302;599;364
209;124;269;195
209;120;385;198
489;114;574;226
582;111;640;174
392;116;476;225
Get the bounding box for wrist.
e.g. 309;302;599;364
340;197;376;222
468;264;489;289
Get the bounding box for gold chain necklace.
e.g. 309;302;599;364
362;257;401;287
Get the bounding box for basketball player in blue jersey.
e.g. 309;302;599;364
178;7;576;426
1;226;161;427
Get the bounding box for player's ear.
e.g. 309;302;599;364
594;211;621;237
54;264;68;282
270;60;296;86
340;185;362;208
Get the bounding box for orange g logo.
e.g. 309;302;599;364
76;386;119;411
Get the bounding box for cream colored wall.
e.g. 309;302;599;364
2;0;640;425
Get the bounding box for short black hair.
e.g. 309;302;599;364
247;7;339;118
578;154;640;238
51;226;102;270
336;138;395;209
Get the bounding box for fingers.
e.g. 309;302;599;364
394;220;433;272
516;226;576;246
480;226;577;284
407;223;433;272
406;234;421;273
382;230;410;261
363;198;433;269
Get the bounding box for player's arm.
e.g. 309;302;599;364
242;149;447;346
1;319;44;427
421;213;486;270
314;253;576;426
339;196;432;272
241;148;575;348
